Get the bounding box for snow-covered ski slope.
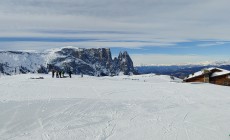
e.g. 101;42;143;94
0;74;230;140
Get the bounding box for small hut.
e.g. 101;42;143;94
184;67;230;86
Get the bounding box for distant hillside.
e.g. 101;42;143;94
0;47;137;76
136;65;230;79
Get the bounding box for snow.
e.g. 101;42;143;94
0;74;230;140
187;71;203;79
210;69;230;77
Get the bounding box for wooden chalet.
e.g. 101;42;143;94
184;67;230;86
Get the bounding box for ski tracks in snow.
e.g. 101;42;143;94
1;74;230;140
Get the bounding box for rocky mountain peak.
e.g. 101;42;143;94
116;51;135;75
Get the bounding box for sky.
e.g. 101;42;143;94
0;0;230;65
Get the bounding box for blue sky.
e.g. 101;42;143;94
0;0;230;65
111;41;230;65
111;41;229;56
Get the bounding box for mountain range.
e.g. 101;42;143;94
136;62;230;79
0;47;137;76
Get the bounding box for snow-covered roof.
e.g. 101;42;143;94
211;68;230;77
185;67;230;80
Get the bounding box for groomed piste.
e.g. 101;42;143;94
0;74;230;140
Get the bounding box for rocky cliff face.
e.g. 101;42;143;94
0;47;137;76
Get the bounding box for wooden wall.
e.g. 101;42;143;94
210;75;230;86
185;74;230;86
185;75;205;82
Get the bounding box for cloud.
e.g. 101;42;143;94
197;41;228;47
1;0;230;50
0;40;175;51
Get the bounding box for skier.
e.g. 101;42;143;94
68;70;72;78
52;69;55;78
59;71;62;78
62;71;65;77
56;70;59;78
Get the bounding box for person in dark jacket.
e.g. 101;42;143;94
52;69;55;78
68;70;72;78
56;71;59;78
59;71;62;78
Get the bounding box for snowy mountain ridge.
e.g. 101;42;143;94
0;47;137;76
136;60;230;67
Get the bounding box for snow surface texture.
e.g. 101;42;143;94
0;74;230;140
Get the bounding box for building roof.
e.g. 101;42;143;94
185;67;230;80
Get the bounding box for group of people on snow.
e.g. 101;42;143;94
51;69;72;78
